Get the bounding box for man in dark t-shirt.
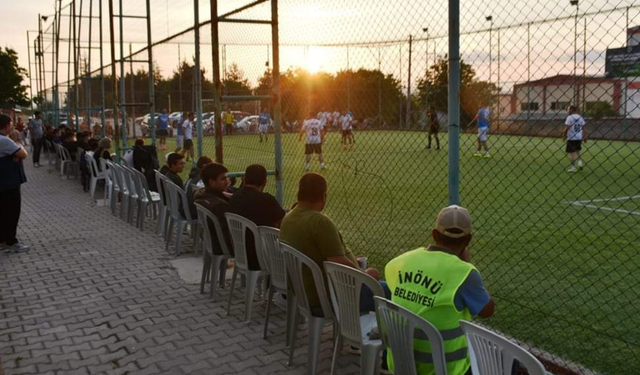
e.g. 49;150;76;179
229;164;286;270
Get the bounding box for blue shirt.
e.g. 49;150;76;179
454;270;491;315
259;113;270;125
158;114;169;130
477;107;490;129
176;117;184;136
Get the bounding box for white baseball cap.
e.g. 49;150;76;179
435;205;472;238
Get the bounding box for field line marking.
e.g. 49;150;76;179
568;201;640;216
571;195;640;204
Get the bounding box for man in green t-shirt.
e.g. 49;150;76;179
279;173;387;313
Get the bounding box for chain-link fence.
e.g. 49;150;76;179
36;0;640;374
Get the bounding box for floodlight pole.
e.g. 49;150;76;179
108;0;121;161
572;0;579;107
146;0;156;146
99;0;106;137
26;32;34;112
406;34;413;129
448;0;461;205
423;27;429;128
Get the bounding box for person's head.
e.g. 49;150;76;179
98;137;112;150
134;138;144;147
0;114;13;135
64;131;75;141
431;205;473;257
80;131;91;142
568;105;578;114
88;138;99;151
201;163;229;192
167;152;185;173
17;117;23;124
163;108;168;114
244;164;268;190
308;110;315;119
297;173;328;211
34;111;42;119
197;156;214;171
188;112;195;120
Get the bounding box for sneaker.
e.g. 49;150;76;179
483;153;492;158
578;160;584;170
568;167;577;173
305;164;310;171
473;153;482;158
320;164;326;170
33;163;40;168
5;243;29;253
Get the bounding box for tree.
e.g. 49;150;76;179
416;58;498;128
585;101;620;119
222;63;252;111
0;47;30;107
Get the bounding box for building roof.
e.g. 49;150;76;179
514;74;620;89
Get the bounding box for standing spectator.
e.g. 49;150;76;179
279;173;386;313
27;111;45;167
224;111;234;135
194;162;233;253
132;138;159;191
229;164;286;270
384;205;494;375
0;114;29;253
175;115;185;151
16;117;27;146
157;109;170;150
93;137;113;171
426;105;441;150
182;112;195;162
160;152;185;188
472;102;491;158
92;121;102;139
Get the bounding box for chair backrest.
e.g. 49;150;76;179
374;296;447;375
460;321;546;375
164;178;192;221
154;170;167;207
258;226;286;291
280;242;333;318
61;146;73;162
324;262;385;344
107;161;120;191
195;203;233;257
88;155;101;179
224;213;265;271
113;163;129;194
123;165;139;197
130;168;150;201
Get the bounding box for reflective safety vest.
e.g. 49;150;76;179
385;247;476;375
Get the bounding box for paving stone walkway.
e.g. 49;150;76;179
0;160;361;374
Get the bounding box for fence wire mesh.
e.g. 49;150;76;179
37;0;640;374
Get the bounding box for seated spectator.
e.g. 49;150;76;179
86;139;99;157
194;163;233;254
132;139;159;191
229;164;286;270
159;152;185;188
279;173;387;315
186;156;213;217
122;140;137;166
94;137;113;171
62;131;79;161
384;205;494;375
78;131;91;151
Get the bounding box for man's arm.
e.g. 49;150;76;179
477;298;495;318
455;270;495;318
582;126;588;143
562;125;569;140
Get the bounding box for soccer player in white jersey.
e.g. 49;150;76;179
300;111;326;171
340;110;355;151
563;105;588;173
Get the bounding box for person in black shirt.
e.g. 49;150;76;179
62;131;79;161
160;152;185;188
194;163;233;254
77;131;91;152
229;164;286;270
426;105;440;150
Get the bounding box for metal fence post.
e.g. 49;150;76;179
272;0;283;206
448;0;460;205
211;0;223;164
146;0;156;146
194;0;203;158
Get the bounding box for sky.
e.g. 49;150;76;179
3;0;639;103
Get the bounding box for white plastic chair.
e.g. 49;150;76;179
224;213;268;323
100;158;114;206
58;144;78;179
88;155;106;200
280;243;336;375
164;180;199;256
460;321;546;375
111;163;130;221
258;226;293;341
195;203;233;301
104;160;119;215
374;296;448;375
324;262;385;375
45;139;55;166
131;167;161;230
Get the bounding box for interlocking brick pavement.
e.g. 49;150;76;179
0;160;363;374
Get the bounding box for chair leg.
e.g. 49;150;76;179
138;202;146;230
307;317;325;375
287;308;301;366
219;259;227;288
210;255;223;300
330;333;343;375
165;218;174;251
360;345;382;375
226;267;239;316
285;293;295;347
175;221;186;256
90;178;97;198
200;253;211;294
243;272;259;323
263;286;274;339
156;206;166;236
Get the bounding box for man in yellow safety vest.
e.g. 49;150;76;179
385;205;495;375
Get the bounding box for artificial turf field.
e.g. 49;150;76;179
146;130;640;374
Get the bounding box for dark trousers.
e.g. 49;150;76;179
0;187;21;246
32;138;43;164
